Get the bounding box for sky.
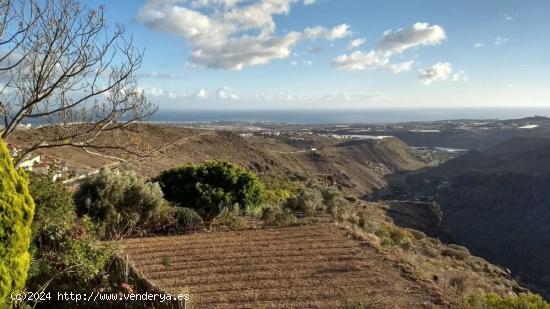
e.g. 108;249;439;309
86;0;550;110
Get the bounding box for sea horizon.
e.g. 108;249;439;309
147;107;550;125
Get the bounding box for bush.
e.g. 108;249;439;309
463;290;550;309
448;244;470;253
156;161;266;221
261;207;298;227
441;247;470;260
375;224;414;250
28;173;74;249
285;188;324;216
212;205;246;229
75;169;171;239
172;207;203;232
0;139;35;307
341;293;371;309
26;174;111;301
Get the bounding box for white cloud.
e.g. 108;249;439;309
473;42;485;48
190;33;301;70
136;85;190;99
322;92;384;102
137;72;184;79
494;37;509;45
348;38;366;49
304;24;351;41
417;62;467;85
450;70;469;82
251;91;384;104
193;88;208;99
386;61;414;74
216;86;240;100
138;0;347;70
333;22;445;74
332;50;390;71
502;13;513;21
378;22;446;53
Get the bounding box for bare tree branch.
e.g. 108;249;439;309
0;0;157;166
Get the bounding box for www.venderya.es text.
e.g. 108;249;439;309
11;291;189;303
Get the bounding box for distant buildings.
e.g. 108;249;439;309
17;152;69;181
518;124;539;129
262;130;280;136
18;154;42;171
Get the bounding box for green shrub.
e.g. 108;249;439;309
375;225;414;250
156;161;266;221
0;139;35;307
262;176;302;207
341;293;372;309
75;169;171;239
356;211;375;233
28;173;74;249
172;207;203;232
212;205;246;229
160;256;171;269
26;174;111;299
285;188;324;216
261;207;298;227
463;290;550;309
344;195;358;203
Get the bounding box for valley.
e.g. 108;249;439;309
15;115;550;306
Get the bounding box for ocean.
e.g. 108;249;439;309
149;108;550;124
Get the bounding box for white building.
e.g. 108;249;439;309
18;154;42;171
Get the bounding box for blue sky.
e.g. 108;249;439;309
88;0;550;110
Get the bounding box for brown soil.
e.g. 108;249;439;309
120;223;447;309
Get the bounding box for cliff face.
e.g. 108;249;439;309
406;137;550;298
384;200;449;239
438;171;550;297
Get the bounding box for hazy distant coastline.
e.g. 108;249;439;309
148;108;550;125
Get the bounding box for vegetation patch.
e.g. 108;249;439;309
75;169;171;239
26;173;112;306
0;139;35;307
463;290;550;309
156;161;266;221
441;247;471;260
375;224;414;251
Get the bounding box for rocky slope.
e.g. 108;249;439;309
404;137;550;298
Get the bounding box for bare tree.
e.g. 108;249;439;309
0;0;157;165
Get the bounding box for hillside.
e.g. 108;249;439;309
12;125;544;307
13;125;427;197
404;137;550;298
120;220;525;308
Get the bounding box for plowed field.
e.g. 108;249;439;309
121;224;444;308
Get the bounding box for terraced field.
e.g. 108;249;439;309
121;224;444;308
